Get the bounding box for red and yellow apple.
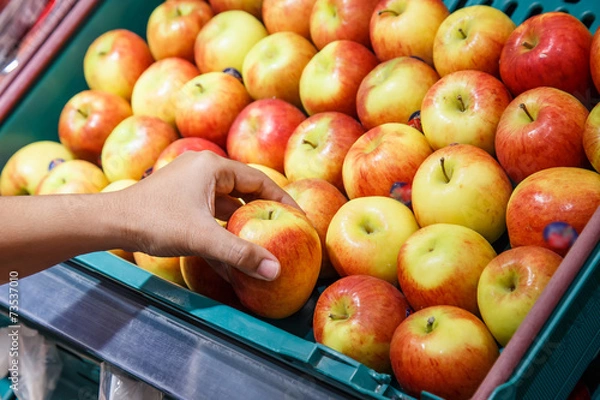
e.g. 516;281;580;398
583;101;600;173
261;0;316;39
247;163;289;188
153;137;227;171
208;0;263;20
35;159;108;195
134;253;186;286
180;255;241;308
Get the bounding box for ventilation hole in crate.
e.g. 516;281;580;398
502;2;518;17
525;4;544;19
480;0;494;6
580;12;596;28
454;0;470;11
563;0;580;3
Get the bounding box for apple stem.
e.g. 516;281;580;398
426;316;435;333
458;28;467;39
329;313;348;321
519;103;534;122
440;157;450;183
176;7;182;17
195;82;205;93
302;139;317;149
377;9;399;16
522;41;534;50
76;109;88;118
457;94;466;112
268;210;274;220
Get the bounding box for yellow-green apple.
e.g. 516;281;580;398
309;0;379;50
180;256;242;308
432;5;515;77
499;12;593;102
283;111;365;192
495;86;589;184
146;0;214;62
506;167;600;257
174;72;252;147
342;123;432;203
299;40;379;118
390;305;499;400
261;0;316;39
208;0;263;20
397;223;497;316
83;29;154;101
284;178;348;279
0;141;74;196
58;90;133;164
583;102;600;173
35;159;109;195
226;199;322;319
313;275;411;373
153;137;227;171
131;57;199;127
133;253;186;286
420;70;512;156
226;98;306;173
591;27;600;94
101;115;179;182
477;245;563;346
100;178;138;263
242;31;317;108
325;196;419;285
369;0;449;65
355;56;439;130
247;163;289;188
194;10;268;74
411;144;513;244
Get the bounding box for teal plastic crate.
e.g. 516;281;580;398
0;0;599;399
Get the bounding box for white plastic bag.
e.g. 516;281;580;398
98;363;163;400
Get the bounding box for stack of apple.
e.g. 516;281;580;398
2;0;600;398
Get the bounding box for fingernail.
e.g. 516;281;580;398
256;259;280;281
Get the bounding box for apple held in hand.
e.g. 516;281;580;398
153;137;227;171
35;159;109;195
181;255;241;308
262;0;316;39
583;101;600;173
313;275;411;373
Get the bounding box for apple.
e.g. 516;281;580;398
242;31;317;108
499;12;593;102
299;40;379;118
35;159;109;195
326;196;419;285
194;10;268;74
369;0;449;65
355;56;440;130
390;305;499;400
432;5;515;77
495;86;589;184
313;275;411;373
247;163;289;188
58;90;133;164
0;141;74;196
420;70;512;156
83;29;154;101
342;123;433;202
583;101;600;173
208;0;263;20
226;199;322;319
506;167;600;257
131;57;199;127
153;137;227;171
283;111;365;192
146;0;214;62
226;98;306;173
284;178;348;279
411;144;513;244
101;115;179;182
591;27;600;94
180;255;241;308
397;223;497;316
134;253;186;286
261;0;317;39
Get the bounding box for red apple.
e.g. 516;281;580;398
180;255;242;308
35;159;109;195
208;0;263;20
583;101;600;173
153;137;227;171
591;27;600;94
261;0;317;40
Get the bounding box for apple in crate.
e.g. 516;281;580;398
58;90;132;164
397;223;497;316
262;0;316;39
247;164;288;188
390;305;499;400
313;275;411;373
495;86;589;184
432;5;515;77
506;167;600;256
326;196;419;285
153;137;227;171
420;70;512;156
134;253;186;286
369;0;449;65
208;0;263;20
146;0;214;62
181;256;241;308
583;102;600;173
35;159;109;195
0;141;74;196
411;144;513;244
591;27;600;94
356;56;440;130
227;200;322;319
83;29;154;101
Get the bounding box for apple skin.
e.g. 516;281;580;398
247;163;289;188
342;123;433;201
208;0;263;20
325;196;419;285
83;29;154;101
583;101;600;173
411;144;513;244
227;199;322;319
0;141;75;196
284;178;348;279
591;27;600;94
397;223;497;316
146;0;214;62
58;90;133;164
506;167;600;257
495;86;589;184
421;70;512;156
390;305;499;400
134;253;186;286
226;98;306;173
180;255;242;308
369;0;449;66
283;111;365;192
499;12;593;102
299;40;379;118
153;137;227;171
432;5;515;78
261;0;317;39
356;56;440;130
35;159;109;195
313;274;411;373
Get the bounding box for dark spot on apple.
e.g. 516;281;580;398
223;67;243;84
141;167;153;179
48;158;65;171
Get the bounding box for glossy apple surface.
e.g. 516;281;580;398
262;0;316;39
153;137;227;171
36;159;109;195
181;255;242;308
134;253;186;286
247;163;289;188
591;27;600;94
208;0;263;20
583;101;600;173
